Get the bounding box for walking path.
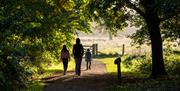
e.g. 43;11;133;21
43;59;116;91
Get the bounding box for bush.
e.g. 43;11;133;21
123;48;180;76
0;48;63;90
0;56;32;90
163;43;180;75
123;55;151;73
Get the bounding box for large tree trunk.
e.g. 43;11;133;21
145;15;167;78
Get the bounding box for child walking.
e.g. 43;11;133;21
85;49;92;70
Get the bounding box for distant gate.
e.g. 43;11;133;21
84;44;98;58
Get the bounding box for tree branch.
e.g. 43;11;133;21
159;10;180;21
125;0;146;18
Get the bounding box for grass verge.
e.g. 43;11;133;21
26;59;75;91
98;56;131;72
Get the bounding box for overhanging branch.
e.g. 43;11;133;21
125;0;145;18
159;10;180;21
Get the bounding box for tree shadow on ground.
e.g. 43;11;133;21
42;71;150;91
42;71;152;84
108;72;180;91
42;71;180;91
41;70;74;82
42;71;118;91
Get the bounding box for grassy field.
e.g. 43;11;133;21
98;57;131;73
46;59;75;72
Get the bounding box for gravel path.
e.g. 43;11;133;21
43;59;116;91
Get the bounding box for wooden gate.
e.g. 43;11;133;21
84;44;98;58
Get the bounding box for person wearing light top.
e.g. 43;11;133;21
61;45;70;75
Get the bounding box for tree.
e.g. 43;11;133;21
86;0;180;78
0;0;90;90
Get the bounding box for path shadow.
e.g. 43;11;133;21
43;71;180;85
43;72;118;91
41;70;75;83
43;71;152;91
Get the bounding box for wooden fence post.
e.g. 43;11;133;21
122;44;125;55
95;44;98;56
92;44;96;58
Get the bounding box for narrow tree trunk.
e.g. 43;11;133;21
146;15;167;78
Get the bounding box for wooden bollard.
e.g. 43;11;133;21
114;57;121;84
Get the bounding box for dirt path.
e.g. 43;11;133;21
43;59;117;91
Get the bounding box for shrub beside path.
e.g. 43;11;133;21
43;59;117;91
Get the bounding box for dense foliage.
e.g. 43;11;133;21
130;15;180;45
0;0;90;90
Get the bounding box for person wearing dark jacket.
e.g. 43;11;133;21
85;49;92;70
73;38;84;76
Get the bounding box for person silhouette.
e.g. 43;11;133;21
73;38;84;76
85;49;92;70
61;45;70;75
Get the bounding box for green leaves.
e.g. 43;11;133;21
0;0;92;90
161;15;180;41
86;0;128;34
129;26;150;45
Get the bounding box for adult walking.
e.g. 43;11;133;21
73;38;84;76
61;45;70;75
